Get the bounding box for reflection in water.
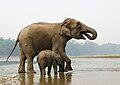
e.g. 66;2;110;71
39;73;72;85
19;72;72;85
27;73;34;85
19;73;26;85
19;73;34;85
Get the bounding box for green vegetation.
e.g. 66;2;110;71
66;40;120;56
0;37;19;56
0;37;120;56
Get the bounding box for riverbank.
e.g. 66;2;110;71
70;55;120;58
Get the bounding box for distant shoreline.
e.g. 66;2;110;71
1;55;120;59
70;55;120;58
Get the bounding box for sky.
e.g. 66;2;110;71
0;0;120;44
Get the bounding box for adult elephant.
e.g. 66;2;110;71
6;18;97;73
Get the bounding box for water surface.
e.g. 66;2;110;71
0;57;120;85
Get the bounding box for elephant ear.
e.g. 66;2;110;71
59;18;72;37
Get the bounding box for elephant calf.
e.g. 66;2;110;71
37;50;64;75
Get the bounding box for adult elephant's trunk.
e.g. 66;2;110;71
81;24;97;40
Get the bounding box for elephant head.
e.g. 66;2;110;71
59;18;97;40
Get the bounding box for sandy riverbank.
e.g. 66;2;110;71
70;54;120;58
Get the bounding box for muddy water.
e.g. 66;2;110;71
0;57;120;85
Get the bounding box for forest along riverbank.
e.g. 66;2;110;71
0;56;120;85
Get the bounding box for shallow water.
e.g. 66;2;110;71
0;56;120;85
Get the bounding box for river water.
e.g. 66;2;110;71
0;56;120;85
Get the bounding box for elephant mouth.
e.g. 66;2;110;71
75;32;86;39
82;31;96;40
81;34;86;40
82;32;90;38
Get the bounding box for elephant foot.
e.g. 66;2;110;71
65;66;73;71
27;70;36;74
54;72;57;74
18;71;26;73
58;69;67;72
18;68;26;73
27;64;36;73
18;70;26;73
58;67;64;72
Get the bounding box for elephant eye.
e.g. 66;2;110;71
78;24;81;28
77;22;81;29
65;24;71;29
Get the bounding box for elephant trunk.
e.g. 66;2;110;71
82;26;97;40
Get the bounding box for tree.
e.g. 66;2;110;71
66;40;120;56
0;37;19;56
0;37;120;56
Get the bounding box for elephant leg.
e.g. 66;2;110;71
61;55;73;71
64;58;73;71
18;47;26;73
38;63;42;73
41;67;46;75
26;54;36;73
22;42;36;73
47;65;52;75
58;61;65;72
58;52;73;71
53;64;57;74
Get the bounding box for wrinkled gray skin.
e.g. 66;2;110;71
6;18;97;73
37;50;64;75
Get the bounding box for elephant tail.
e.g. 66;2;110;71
6;39;19;62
